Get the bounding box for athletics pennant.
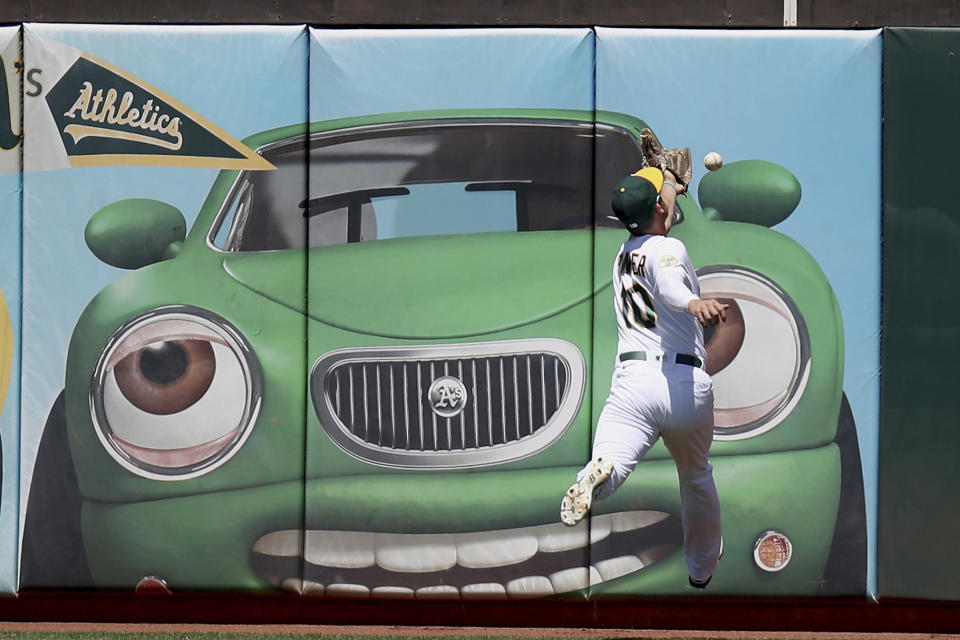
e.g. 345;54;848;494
17;31;273;174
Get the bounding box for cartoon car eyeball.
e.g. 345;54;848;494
90;306;262;480
698;266;809;440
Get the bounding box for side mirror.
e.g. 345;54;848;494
85;199;187;269
697;160;801;228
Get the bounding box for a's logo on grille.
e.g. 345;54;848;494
311;339;586;469
427;376;468;418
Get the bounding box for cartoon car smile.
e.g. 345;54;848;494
22;110;864;597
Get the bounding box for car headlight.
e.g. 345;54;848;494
753;530;793;572
697;266;810;441
90;305;262;480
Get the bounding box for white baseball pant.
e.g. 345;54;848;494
578;357;722;583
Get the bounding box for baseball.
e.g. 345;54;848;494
704;152;723;171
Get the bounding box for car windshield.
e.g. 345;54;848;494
211;120;648;252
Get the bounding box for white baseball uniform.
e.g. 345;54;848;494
578;232;721;583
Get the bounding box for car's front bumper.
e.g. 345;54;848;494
80;444;840;596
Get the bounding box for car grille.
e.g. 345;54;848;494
310;339;585;469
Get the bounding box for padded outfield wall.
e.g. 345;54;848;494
0;25;947;605
0;24;22;598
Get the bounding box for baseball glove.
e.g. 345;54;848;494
640;128;692;193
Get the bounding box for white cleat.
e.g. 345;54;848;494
560;457;614;527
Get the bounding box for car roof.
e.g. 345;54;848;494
241;109;651;150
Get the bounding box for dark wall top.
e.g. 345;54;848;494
1;0;958;27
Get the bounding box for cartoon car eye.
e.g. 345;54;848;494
90;306;262;480
697;266;810;440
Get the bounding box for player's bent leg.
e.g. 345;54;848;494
588;390;661;500
560;368;661;526
560;457;614;527
560;419;658;526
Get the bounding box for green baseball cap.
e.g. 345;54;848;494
611;167;664;233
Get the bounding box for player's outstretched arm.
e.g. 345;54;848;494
688;298;729;327
662;168;684;195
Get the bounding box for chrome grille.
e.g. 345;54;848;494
311;340;585;469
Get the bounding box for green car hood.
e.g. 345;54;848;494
222;230;595;339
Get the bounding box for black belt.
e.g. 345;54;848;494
619;350;703;368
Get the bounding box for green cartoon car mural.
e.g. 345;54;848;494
22;110;865;597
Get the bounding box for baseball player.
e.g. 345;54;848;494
560;163;727;589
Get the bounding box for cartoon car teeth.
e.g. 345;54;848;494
22;109;864;596
249;511;680;598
